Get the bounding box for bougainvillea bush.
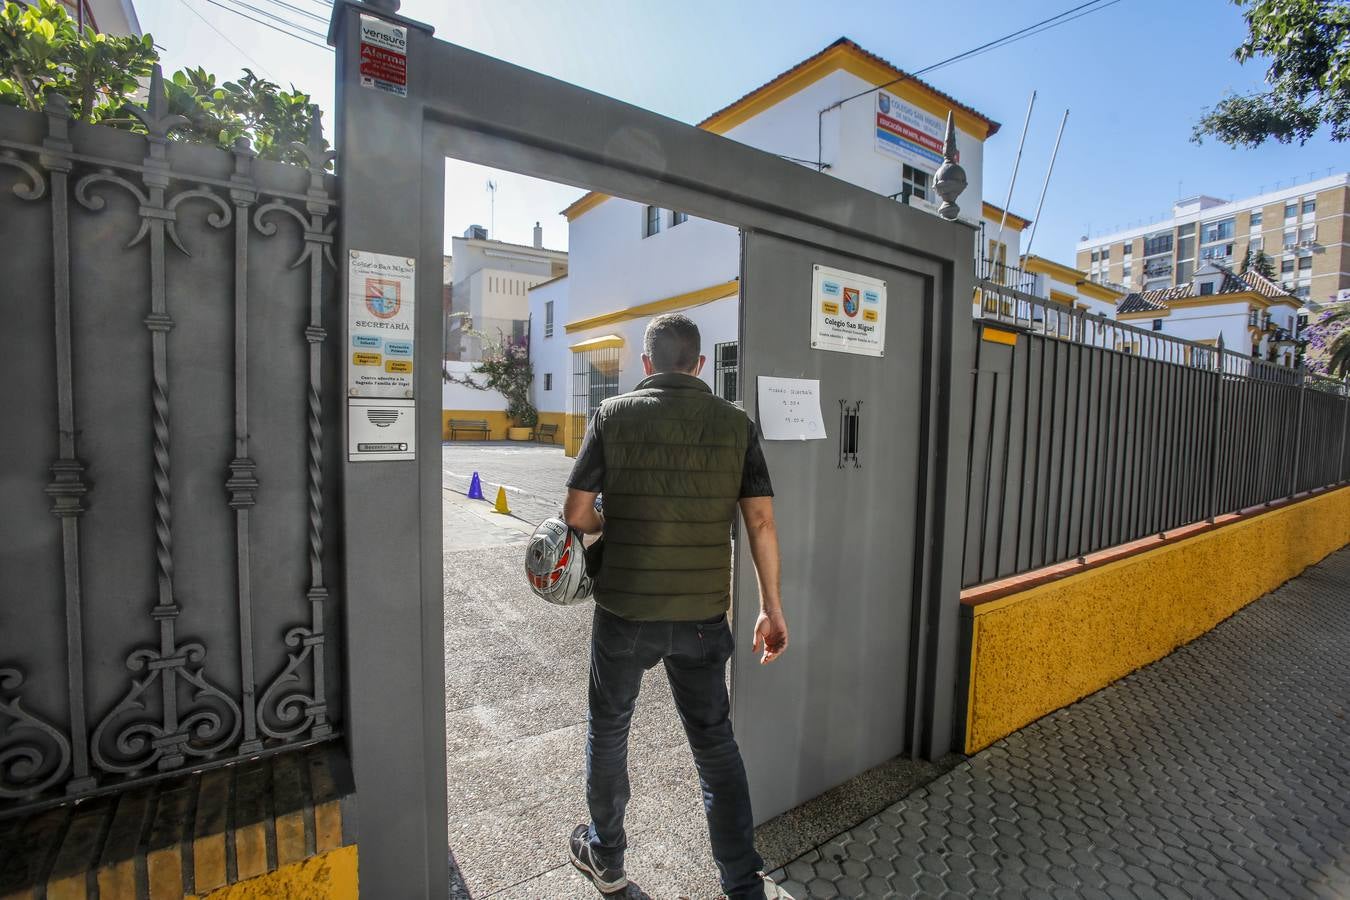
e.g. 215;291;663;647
1301;303;1349;377
444;332;537;428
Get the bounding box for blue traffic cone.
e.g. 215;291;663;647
467;472;485;500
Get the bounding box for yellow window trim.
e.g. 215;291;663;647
564;279;739;334
569;334;625;353
1117;309;1170;321
562;42;998;222
1048;289;1076;306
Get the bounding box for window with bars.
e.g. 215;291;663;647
544;372;553;391
670;210;688;227
644;205;661;238
544;300;554;338
714;341;739;403
572;347;621;425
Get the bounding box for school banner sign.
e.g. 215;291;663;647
874;90;951;169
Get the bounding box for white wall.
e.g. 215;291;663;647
566;203;740;324
529;276;571;414
716;68;985;224
1159;301;1251;350
441;361;509;412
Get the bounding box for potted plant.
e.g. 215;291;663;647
444;330;537;440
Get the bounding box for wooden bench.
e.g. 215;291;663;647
448;418;490;440
536;423;559;444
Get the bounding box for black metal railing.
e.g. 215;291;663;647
963;293;1349;588
976;257;1039;296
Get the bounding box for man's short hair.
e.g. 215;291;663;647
644;314;701;373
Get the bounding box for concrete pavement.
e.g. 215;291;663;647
768;547;1350;899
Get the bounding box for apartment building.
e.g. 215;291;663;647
1076;173;1350;307
444;223;567;362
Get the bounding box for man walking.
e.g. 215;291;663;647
562;314;791;899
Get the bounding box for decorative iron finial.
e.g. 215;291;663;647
126;65;188;142
932;111;967;222
288;105;336;183
306;105;324;151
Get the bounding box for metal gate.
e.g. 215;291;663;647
734;230;970;823
326;1;975;893
0;79;340;814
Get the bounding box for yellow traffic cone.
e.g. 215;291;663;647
493;486;511;515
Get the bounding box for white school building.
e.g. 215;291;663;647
524;38;1007;455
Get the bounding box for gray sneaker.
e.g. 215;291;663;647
569;824;629;894
759;873;796;899
720;873;797;900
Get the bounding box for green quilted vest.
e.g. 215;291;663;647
596;372;749;621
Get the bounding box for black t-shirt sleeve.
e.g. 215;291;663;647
566;413;605;492
739;419;774;498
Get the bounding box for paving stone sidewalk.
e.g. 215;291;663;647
770;547;1350;899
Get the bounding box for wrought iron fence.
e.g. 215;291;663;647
963;292;1349;588
0;69;340;815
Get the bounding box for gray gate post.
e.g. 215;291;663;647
329;2;449;897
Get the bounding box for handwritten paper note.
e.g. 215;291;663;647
757;376;826;441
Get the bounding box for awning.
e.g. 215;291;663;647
569;334;625;352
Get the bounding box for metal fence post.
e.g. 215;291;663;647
1207;336;1223;523
1289;366;1306;500
1340;378;1349;484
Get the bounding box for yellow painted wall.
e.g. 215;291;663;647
442;410;511;441
964;486;1350;753
563;412;587;458
536;411;567;447
190;846;356;900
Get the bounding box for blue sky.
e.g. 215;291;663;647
140;0;1347;262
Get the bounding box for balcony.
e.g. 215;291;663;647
977;257;1039;296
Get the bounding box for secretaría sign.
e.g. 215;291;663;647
359;14;407;97
348;250;415;398
811;264;887;357
875;90;951;169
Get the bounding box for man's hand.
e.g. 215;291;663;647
751;609;788;664
562;489;603;535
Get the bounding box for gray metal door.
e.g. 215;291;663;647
733;231;945;823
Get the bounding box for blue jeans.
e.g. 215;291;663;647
586;605;765;900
